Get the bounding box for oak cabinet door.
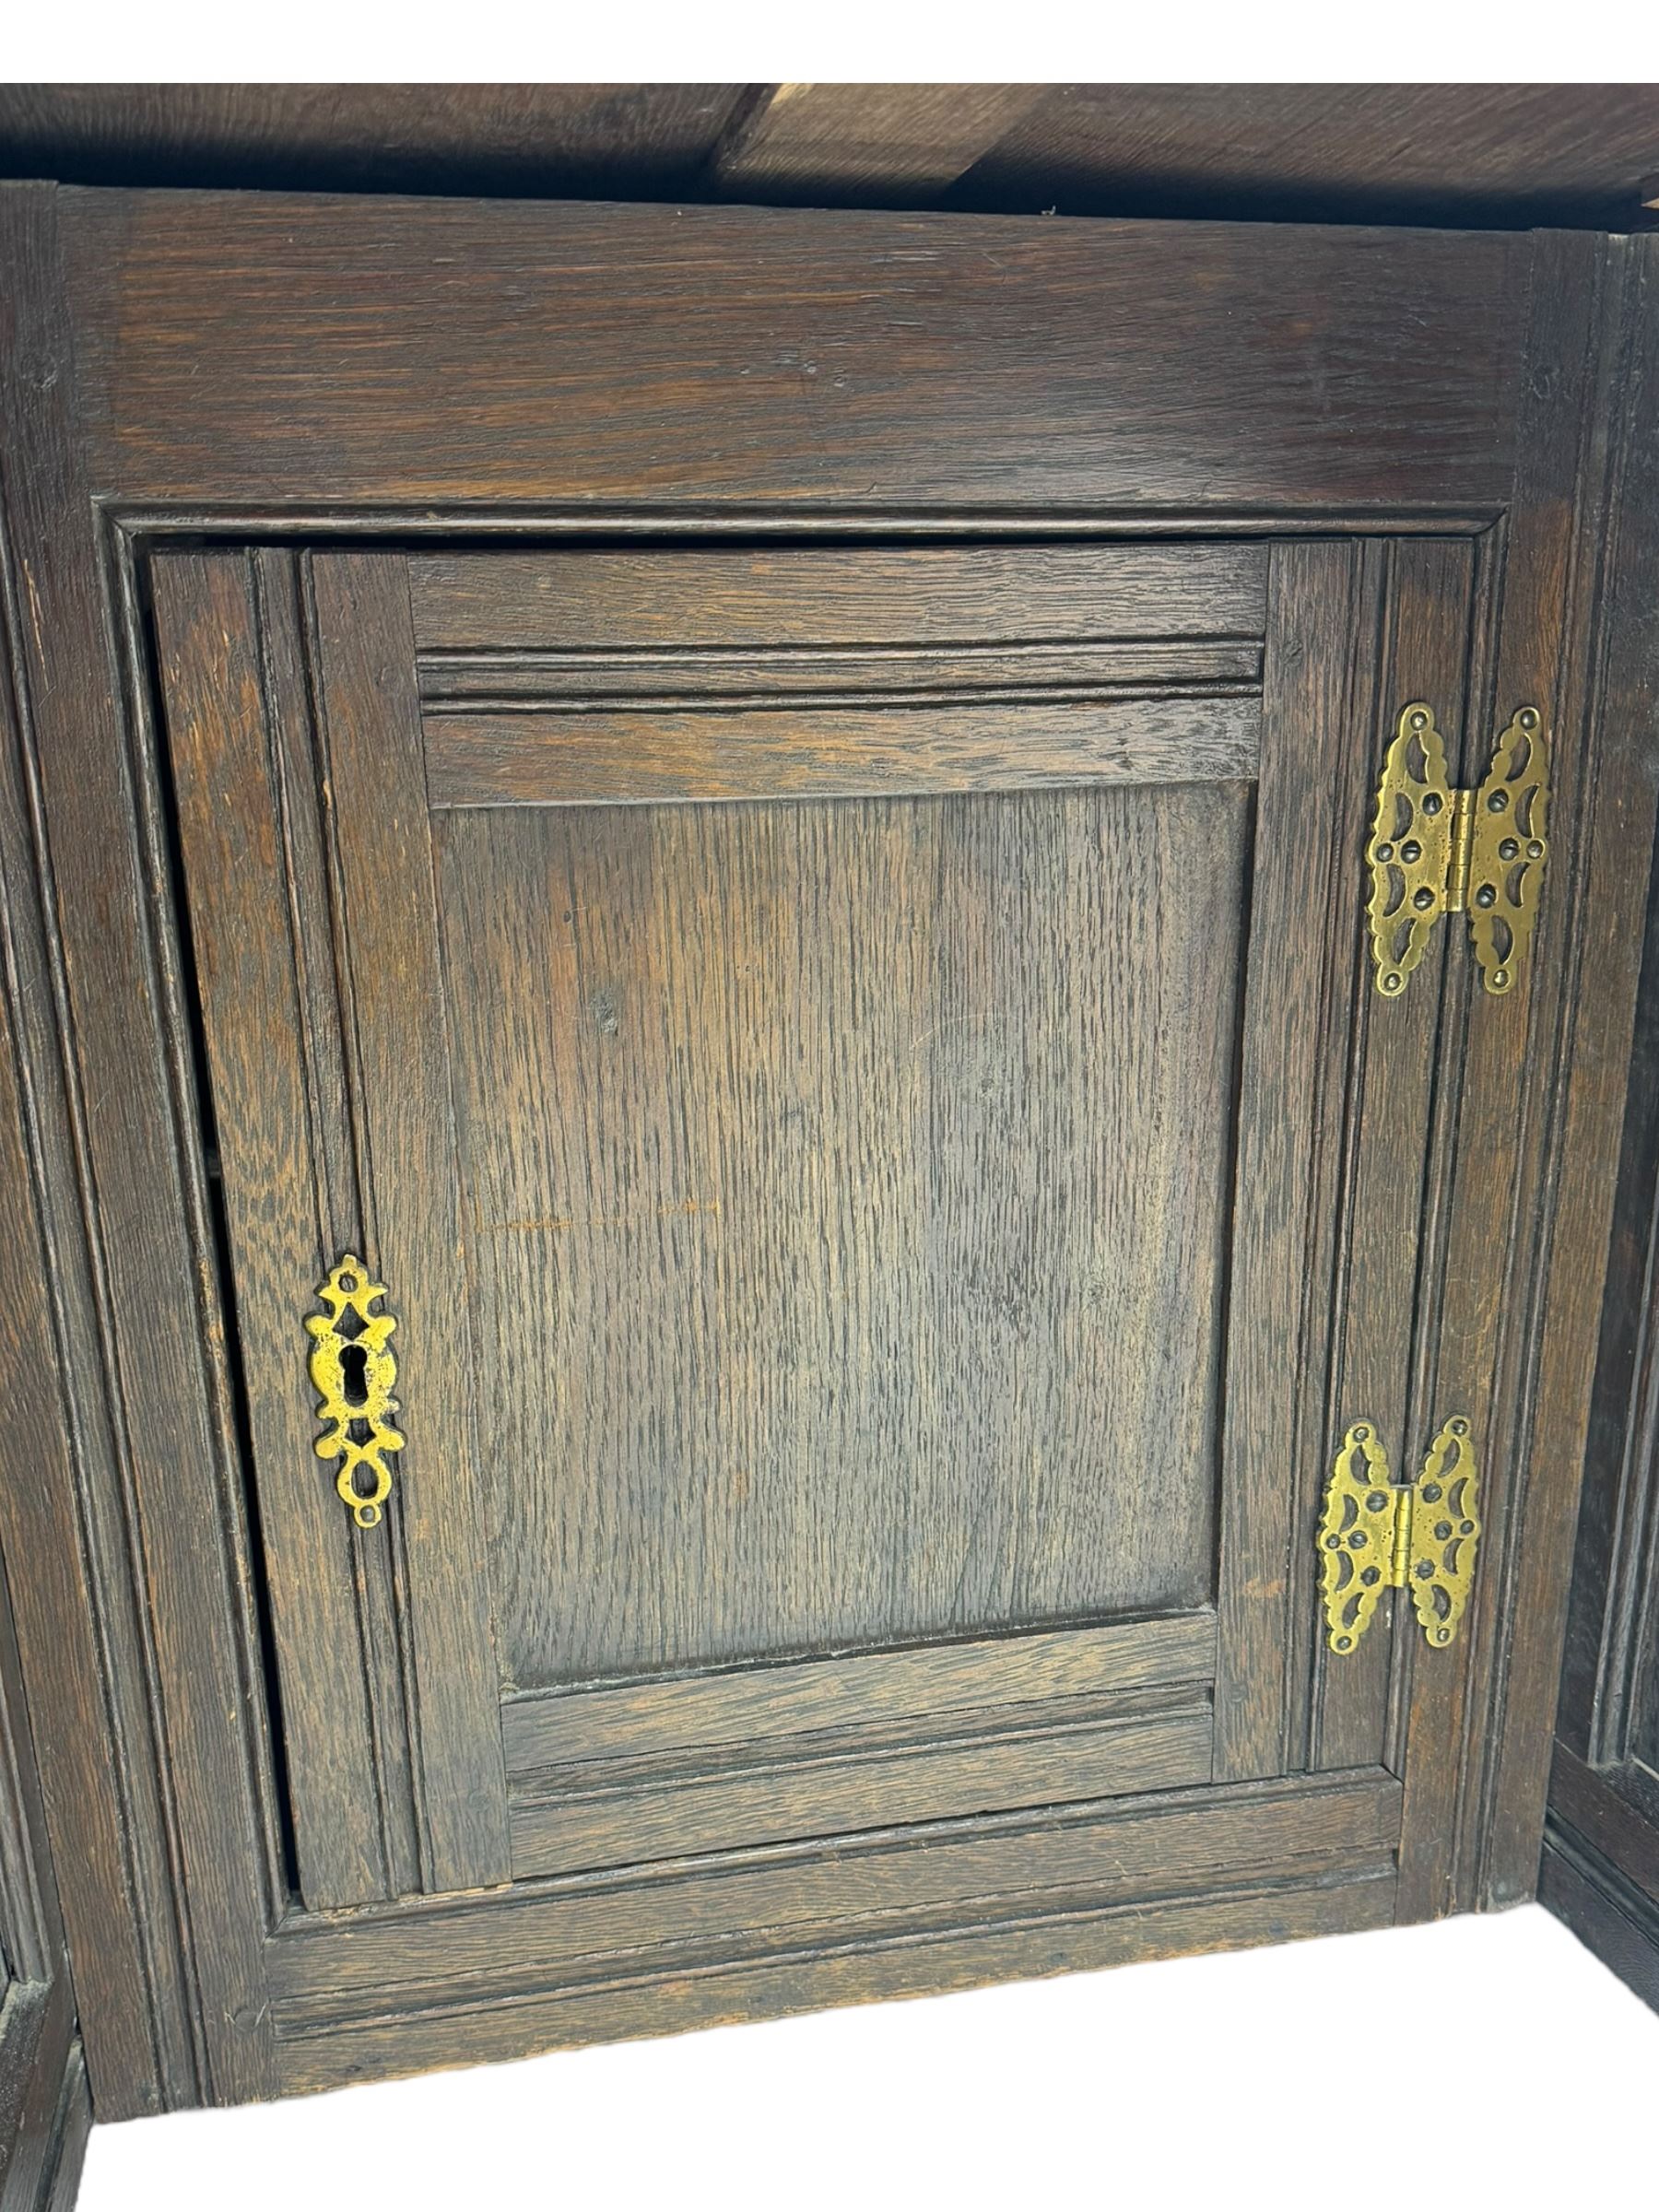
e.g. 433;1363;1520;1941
153;532;1471;1926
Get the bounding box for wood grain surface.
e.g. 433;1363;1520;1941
424;696;1260;807
263;1769;1400;2093
60;193;1526;512
152;551;396;1912
1311;535;1477;1776
1213;540;1373;1783
418;641;1265;708
267;1768;1399;2006
6;86;1656;229
410;544;1270;649
509;1685;1215;1877
502;1611;1214;1770
308;557;512;1895
436;779;1247;1689
0;178;1644;2113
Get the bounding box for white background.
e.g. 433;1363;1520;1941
79;1908;1659;2210
22;19;1659;2212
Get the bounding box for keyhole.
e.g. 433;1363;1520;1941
339;1341;370;1408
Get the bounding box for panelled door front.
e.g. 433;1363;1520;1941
152;532;1477;2058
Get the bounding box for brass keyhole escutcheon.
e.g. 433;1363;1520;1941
306;1253;406;1528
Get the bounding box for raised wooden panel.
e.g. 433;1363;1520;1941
418;539;1263;806
436;779;1249;1689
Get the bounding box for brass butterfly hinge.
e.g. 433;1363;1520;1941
1367;702;1550;998
1319;1418;1482;1654
306;1253;406;1528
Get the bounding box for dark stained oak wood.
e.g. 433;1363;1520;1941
418;541;1264;805
1311;536;1477;1775
1540;231;1659;2005
424;695;1259;807
502;1612;1215;1770
509;1686;1215;1878
1550;1743;1659;1904
0;179;1647;2119
437;774;1246;1690
0;1983;88;2212
1402;232;1649;1916
410;544;1270;649
502;1617;1218;1878
1540;1818;1659;2016
0;179;276;2116
306;557;512;1897
1214;540;1374;1783
0;1318;88;2209
1555;823;1659;1772
0;85;749;199
151;550;407;1912
955;85;1659;229
419;641;1265;707
5;86;1657;230
260;1769;1399;2090
266;1767;1400;2007
60;194;1527;514
0;1557;88;2212
278;1870;1399;2096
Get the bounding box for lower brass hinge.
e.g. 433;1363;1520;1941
1319;1418;1481;1653
1367;703;1550;999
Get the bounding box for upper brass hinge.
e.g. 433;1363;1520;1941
1319;1418;1482;1654
1366;703;1550;998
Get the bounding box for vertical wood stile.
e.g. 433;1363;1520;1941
1215;540;1371;1783
309;553;512;1895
